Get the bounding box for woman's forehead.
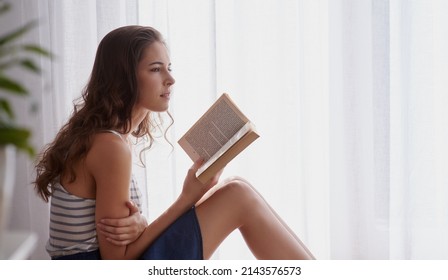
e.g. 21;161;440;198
140;41;170;64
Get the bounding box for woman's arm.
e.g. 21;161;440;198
87;134;134;259
97;200;148;246
88;135;221;259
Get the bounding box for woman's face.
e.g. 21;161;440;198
135;41;175;113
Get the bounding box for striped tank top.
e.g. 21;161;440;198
46;130;142;258
46;177;141;257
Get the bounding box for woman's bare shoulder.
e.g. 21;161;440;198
85;132;131;171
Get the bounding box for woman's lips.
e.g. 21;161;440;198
161;93;170;99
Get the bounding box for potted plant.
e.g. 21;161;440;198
0;1;52;156
0;0;52;244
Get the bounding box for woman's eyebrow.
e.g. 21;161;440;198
148;61;171;66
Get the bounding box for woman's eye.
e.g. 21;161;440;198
150;67;171;73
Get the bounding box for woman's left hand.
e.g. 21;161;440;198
180;159;224;206
96;200;148;246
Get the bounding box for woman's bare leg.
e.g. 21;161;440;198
195;177;315;260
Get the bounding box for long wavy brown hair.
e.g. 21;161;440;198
34;25;173;202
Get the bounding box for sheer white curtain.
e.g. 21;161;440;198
5;0;448;260
389;0;448;259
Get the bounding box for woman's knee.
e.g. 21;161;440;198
219;177;261;206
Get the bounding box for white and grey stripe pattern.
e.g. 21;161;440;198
130;175;142;212
46;176;142;257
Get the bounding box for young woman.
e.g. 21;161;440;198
34;25;315;260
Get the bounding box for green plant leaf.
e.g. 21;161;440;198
0;57;19;70
23;44;53;58
0;98;14;119
0;126;35;156
0;21;36;47
0;57;42;74
20;58;41;73
0;44;18;58
0;75;28;94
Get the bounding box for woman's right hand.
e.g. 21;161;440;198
180;159;224;206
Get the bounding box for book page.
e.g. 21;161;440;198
179;94;250;162
196;122;254;176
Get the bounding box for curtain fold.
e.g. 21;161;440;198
4;0;448;259
389;0;448;259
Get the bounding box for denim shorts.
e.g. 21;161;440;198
52;207;203;260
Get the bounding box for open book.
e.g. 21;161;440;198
178;93;259;184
